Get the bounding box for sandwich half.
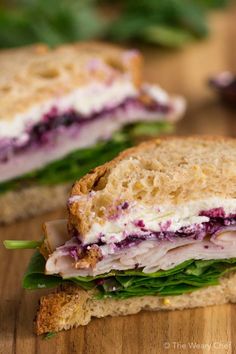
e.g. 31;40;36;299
0;42;185;224
7;136;236;335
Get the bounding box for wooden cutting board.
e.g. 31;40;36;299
1;6;236;354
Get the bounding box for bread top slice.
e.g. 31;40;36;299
68;136;236;241
0;42;142;121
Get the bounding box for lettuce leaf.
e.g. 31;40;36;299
0;121;170;194
22;251;236;299
23;251;63;289
3;240;42;249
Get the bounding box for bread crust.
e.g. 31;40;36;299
68;136;236;239
0;42;142;121
35;271;236;334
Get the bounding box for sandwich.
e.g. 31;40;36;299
0;42;185;224
5;136;236;335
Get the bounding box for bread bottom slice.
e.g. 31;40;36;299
0;183;71;224
35;272;236;334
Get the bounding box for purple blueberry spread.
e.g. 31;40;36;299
121;201;129;210
0;97;172;163
199;207;227;218
134;220;145;228
65;209;236;262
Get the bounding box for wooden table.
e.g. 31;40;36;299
1;7;236;354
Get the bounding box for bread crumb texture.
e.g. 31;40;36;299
69;136;236;235
0;42;142;120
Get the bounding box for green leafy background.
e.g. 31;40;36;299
0;0;229;48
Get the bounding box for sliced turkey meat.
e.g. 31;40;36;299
43;219;236;278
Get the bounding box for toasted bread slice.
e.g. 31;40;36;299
68;136;236;241
36;272;236;334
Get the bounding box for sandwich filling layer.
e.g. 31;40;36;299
0;84;185;183
45;200;236;278
19;199;236;299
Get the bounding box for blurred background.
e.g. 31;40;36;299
0;0;235;137
0;0;231;49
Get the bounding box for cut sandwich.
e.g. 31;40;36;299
0;42;185;224
5;136;236;335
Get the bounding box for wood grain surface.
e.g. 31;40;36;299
1;6;236;354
